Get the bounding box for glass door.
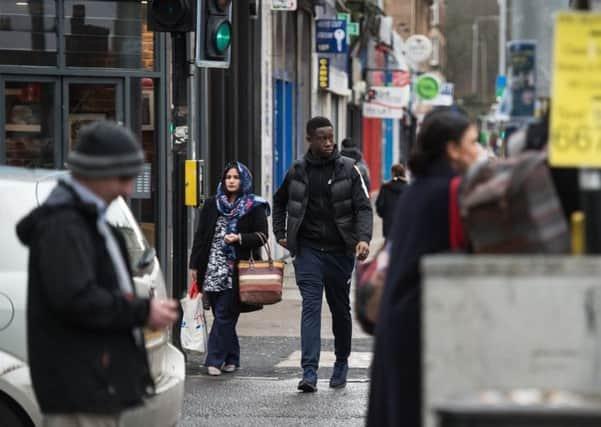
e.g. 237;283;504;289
1;77;60;168
63;78;123;153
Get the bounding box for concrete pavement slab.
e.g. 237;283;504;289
181;377;368;427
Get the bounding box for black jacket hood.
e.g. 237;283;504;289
340;147;363;162
16;180;98;247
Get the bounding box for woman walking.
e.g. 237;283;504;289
189;161;269;376
375;163;408;240
367;110;480;426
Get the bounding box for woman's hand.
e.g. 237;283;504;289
224;233;240;244
190;269;198;283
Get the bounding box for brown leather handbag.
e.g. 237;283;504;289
238;233;285;305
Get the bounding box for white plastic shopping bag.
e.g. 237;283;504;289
180;281;207;354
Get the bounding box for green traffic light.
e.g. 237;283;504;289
214;21;231;52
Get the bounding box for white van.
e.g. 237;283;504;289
0;166;185;427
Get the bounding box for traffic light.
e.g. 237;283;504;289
147;0;195;33
195;0;233;68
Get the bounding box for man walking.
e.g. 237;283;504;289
273;116;373;392
16;122;179;426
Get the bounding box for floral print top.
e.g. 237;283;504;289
203;216;233;292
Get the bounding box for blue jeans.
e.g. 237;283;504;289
293;245;355;377
206;288;240;368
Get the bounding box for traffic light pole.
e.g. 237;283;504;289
171;32;188;350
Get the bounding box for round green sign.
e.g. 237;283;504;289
416;75;440;101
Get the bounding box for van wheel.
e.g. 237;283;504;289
0;397;32;427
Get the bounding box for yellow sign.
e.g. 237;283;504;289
550;12;601;167
318;57;329;90
184;160;198;207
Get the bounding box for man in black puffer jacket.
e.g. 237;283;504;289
16;122;179;426
273;116;373;392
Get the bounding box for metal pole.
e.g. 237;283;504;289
472;16;499;94
498;0;507;75
472;23;478;93
171;32;188;350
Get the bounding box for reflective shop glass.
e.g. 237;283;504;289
0;1;58;66
64;0;154;69
5;82;56;168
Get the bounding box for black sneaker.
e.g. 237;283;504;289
329;361;348;389
297;377;317;393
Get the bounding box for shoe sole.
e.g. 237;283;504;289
329;381;347;389
297;382;317;393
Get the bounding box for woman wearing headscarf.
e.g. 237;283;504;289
189;161;269;376
367;110;481;426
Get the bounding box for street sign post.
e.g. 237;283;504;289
415;74;441;101
315;20;347;54
271;0;297;11
362;86;410;119
507;41;536;118
405;35;433;64
550;13;601;168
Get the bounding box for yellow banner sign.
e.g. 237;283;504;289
550;12;601;167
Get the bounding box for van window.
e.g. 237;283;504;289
106;198;150;273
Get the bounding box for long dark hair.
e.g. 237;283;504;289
408;110;471;176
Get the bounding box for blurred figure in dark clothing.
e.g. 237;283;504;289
375;164;408;239
340;138;371;192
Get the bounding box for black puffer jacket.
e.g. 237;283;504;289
16;180;153;414
273;150;373;256
375;177;407;239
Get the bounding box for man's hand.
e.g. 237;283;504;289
190;269;198;283
355;241;370;261
224;233;240;244
147;298;179;331
278;239;288;248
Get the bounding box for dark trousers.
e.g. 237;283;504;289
206;288;240;368
293;245;355;376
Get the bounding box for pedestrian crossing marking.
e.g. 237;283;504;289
275;351;372;368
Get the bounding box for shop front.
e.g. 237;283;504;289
0;0;169;265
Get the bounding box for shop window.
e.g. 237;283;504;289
0;1;58;66
64;0;154;70
5;82;55;168
129;77;157;248
68;83;117;149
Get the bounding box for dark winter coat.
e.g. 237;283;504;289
272;150;373;257
16;180;153;415
189;197;269;313
367;160;456;427
341;146;371;190
375;177;408;239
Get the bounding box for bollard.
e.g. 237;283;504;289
571;211;585;255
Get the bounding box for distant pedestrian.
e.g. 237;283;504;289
16;121;179;427
375;164;408;239
367;110;480;426
189;161;269;376
340;137;371;192
273;116;373;392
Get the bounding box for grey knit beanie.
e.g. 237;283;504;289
66;121;144;178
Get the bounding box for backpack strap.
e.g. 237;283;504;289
449;176;466;251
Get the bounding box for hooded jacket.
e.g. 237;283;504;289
16;180;153;414
340;146;371;191
375;177;408;239
273;149;373;256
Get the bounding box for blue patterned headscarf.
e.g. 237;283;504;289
216;161;270;263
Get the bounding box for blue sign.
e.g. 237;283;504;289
507;41;536;117
316;19;347;54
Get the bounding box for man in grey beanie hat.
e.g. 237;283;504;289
16;121;179;426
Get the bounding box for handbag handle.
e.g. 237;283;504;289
254;232;274;264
